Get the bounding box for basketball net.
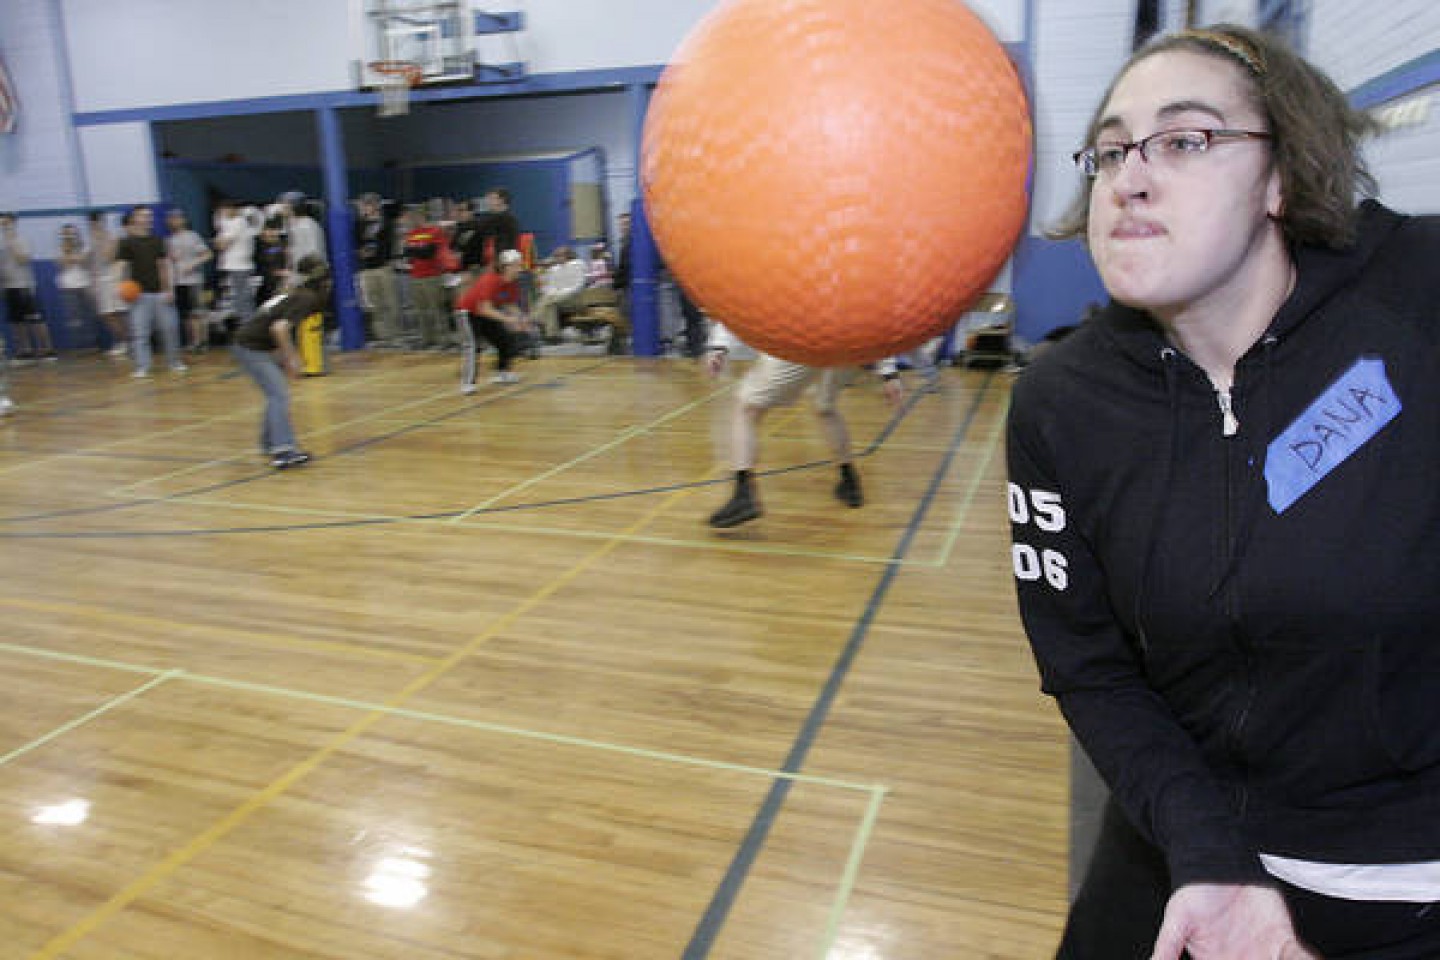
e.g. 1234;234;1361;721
371;61;421;117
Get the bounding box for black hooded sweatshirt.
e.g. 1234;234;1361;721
1007;200;1440;890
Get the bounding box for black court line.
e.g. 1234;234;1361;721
680;372;995;960
0;368;937;539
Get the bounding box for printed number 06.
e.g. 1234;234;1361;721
1012;544;1069;590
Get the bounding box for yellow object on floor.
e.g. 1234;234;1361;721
299;312;326;375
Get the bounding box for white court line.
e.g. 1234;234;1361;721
0;640;885;794
0;670;180;768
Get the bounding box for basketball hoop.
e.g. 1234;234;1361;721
370;60;423;117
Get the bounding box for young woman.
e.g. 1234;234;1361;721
1008;25;1440;959
164;209;213;352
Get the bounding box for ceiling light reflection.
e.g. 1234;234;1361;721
362;849;433;909
31;799;90;826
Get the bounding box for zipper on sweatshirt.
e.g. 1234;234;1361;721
1216;389;1239;436
1219;384;1255;812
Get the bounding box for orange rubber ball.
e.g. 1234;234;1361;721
641;0;1032;367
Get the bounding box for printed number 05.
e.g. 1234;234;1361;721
1008;483;1066;532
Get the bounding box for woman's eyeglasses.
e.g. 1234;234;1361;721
1073;128;1273;178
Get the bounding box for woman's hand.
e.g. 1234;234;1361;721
1151;884;1318;960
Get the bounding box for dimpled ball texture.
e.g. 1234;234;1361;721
642;0;1032;367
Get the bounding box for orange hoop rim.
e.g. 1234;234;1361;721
368;60;424;87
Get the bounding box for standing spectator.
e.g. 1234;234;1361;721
611;212;633;322
450;199;486;277
0;213;57;362
473;187;521;267
402;206;451;349
354;194;400;344
165;209;213;353
114;206;184;378
281;200;328;375
230;254;329;469
285;197;326;269
455;249;528;391
86;211;129;355
56;224;98;349
0;333;13;415
253;216;290;307
214;200;261;324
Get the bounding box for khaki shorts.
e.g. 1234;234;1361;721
93;274;124;315
739;353;854;413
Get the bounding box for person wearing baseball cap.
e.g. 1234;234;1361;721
453;249;529;391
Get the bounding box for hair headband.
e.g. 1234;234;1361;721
1175;29;1266;77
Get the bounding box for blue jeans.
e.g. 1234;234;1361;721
231;345;297;454
129;292;182;372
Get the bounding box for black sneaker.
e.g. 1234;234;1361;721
834;466;864;508
708;487;762;528
270;450;312;469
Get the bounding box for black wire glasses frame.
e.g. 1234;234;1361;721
1073;128;1274;178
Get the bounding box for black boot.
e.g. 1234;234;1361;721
708;471;762;528
834;462;863;508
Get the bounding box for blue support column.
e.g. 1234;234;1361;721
628;196;661;357
316;107;364;350
627;82;661;357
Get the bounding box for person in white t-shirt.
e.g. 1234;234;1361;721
165;209;213;352
214;199;261;323
86;211;129;356
0;212;56;362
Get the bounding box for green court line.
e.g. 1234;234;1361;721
935;393;1010;568
0;640;885;795
816;785;890;960
449;381;737;524
0;641;169;676
0;670;180;768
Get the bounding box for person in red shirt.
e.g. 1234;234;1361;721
454;249;529;391
403;206;452;349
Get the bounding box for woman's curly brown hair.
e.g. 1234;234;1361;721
1050;24;1376;250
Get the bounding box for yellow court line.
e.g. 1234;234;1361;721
28;430;794;959
0;596;439;666
934;393;1010;568
0;671;180;768
448;380;737;523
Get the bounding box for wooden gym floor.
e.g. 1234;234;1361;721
0;348;1069;959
